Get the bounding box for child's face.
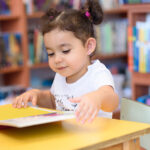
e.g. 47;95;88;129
44;28;91;83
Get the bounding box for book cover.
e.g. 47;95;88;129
0;104;75;128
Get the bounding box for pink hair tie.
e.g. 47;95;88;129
85;11;91;18
49;16;54;20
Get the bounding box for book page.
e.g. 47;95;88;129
0;104;75;128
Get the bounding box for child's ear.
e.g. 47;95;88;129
85;38;96;55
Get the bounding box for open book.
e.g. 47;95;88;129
0;104;75;128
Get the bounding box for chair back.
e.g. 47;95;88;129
121;98;150;150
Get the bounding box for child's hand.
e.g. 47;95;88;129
12;89;41;108
69;92;101;124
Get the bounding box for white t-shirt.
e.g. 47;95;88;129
50;59;115;118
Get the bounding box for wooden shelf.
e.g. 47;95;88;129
0;15;19;21
132;72;150;86
27;12;44;19
93;53;127;60
104;8;128;14
0;66;23;74
29;63;49;69
131;72;150;100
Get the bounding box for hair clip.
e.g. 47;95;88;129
49;16;54;20
85;11;91;18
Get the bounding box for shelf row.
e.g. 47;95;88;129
0;52;127;75
0;3;150;21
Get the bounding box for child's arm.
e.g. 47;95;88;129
12;89;56;109
69;85;119;124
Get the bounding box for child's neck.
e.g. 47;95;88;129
66;60;91;83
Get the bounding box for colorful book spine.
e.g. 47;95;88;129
145;45;150;72
139;43;146;73
118;0;150;3
127;26;133;71
133;27;139;72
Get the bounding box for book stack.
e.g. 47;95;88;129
0;0;10;15
128;14;150;73
96;18;128;55
28;29;48;65
0;33;22;69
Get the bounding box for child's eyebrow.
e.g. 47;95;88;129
45;46;53;50
58;43;71;48
46;43;71;50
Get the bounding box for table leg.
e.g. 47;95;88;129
101;138;140;150
123;138;140;150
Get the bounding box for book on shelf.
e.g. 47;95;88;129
28;29;48;65
128;15;150;73
96;18;127;55
0;104;75;128
127;26;134;71
99;0;119;10
119;0;150;4
0;32;22;69
0;0;10;15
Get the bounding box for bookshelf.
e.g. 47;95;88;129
0;0;129;89
126;4;150;100
5;1;150;96
0;0;29;87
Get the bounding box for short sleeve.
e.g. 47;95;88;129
93;68;115;90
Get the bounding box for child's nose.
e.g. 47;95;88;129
54;54;63;63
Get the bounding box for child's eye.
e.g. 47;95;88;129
62;49;71;54
48;53;54;57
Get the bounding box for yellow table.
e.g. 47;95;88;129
0;117;150;150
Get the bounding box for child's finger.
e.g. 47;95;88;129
88;109;98;123
32;96;37;106
75;102;85;117
81;107;94;124
17;97;24;108
77;105;89;122
23;96;31;108
12;97;19;108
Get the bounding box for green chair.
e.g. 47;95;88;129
120;98;150;150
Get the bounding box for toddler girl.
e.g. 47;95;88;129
13;0;119;124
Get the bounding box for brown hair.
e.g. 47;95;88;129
41;0;103;45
